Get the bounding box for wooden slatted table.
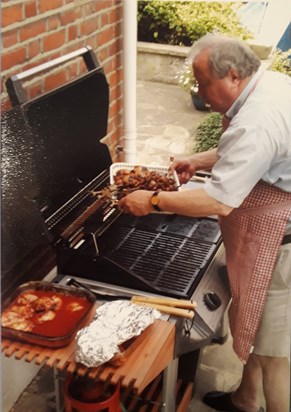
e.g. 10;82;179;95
2;319;174;392
2;308;193;411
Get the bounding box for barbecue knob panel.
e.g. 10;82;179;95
203;292;222;311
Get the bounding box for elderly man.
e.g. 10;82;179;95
118;34;291;412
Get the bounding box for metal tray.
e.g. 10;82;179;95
110;162;180;188
1;281;96;348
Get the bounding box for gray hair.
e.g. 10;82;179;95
188;34;261;79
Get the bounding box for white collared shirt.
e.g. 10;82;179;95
204;70;291;217
225;66;265;119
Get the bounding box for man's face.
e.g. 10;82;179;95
192;50;241;114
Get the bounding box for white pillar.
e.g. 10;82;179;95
122;0;137;163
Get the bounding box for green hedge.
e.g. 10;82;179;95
138;1;253;46
194;112;223;153
270;48;291;77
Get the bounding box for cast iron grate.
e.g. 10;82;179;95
101;225;218;298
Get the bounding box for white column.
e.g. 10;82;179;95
122;0;137;163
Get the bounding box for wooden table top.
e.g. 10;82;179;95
2;311;175;394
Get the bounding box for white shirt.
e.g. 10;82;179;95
204;70;291;212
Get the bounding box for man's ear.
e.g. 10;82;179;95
228;68;240;84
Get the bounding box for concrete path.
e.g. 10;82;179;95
136;80;207;165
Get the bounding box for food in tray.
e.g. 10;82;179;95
66;302;85;312
35;310;56;324
1;289;91;337
113;165;178;198
1;311;34;332
31;295;62;312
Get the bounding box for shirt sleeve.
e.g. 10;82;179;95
203;121;279;208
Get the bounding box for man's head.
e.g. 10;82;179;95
188;34;261;113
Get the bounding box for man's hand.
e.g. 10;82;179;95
169;149;218;184
118;190;153;216
169;157;196;184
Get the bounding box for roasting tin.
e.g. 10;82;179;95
1;281;96;348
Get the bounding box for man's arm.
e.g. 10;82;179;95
118;187;233;217
189;148;218;170
155;187;233;217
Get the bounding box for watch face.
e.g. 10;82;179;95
151;195;160;206
151;192;161;211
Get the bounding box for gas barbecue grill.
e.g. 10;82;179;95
3;47;230;376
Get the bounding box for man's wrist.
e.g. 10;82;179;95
150;190;162;212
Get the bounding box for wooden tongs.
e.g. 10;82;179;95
131;296;197;319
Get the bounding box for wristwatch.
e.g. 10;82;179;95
150;191;162;212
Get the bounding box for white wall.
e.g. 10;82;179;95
256;0;291;48
1;356;41;412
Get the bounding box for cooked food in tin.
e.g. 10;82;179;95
1;289;91;336
9;304;34;318
113;166;178;198
31;295;62;312
35;310;56;324
17;292;38;305
1;311;34;332
66;302;84;312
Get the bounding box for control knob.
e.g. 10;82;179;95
203;292;222;311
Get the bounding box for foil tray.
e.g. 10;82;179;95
1;281;96;348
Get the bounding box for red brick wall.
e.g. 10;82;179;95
1;0;124;160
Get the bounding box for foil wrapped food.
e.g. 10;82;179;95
75;300;161;368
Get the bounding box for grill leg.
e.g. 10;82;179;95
178;349;201;385
162;357;178;412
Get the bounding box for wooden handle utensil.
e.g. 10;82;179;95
131;295;197;310
132;301;194;319
131;296;197;318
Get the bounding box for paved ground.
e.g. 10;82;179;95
135;81;206;166
5;81;265;412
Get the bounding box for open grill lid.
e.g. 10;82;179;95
1;47;112;297
6;47;112;221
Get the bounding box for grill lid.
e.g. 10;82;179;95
2;48;112;295
23;69;111;219
6;48;112;220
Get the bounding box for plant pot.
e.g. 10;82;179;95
191;91;209;112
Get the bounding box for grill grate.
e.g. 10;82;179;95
101;224;218;298
45;170;110;231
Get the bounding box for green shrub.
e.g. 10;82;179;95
270;48;291;77
194;112;223;152
138;1;253;46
